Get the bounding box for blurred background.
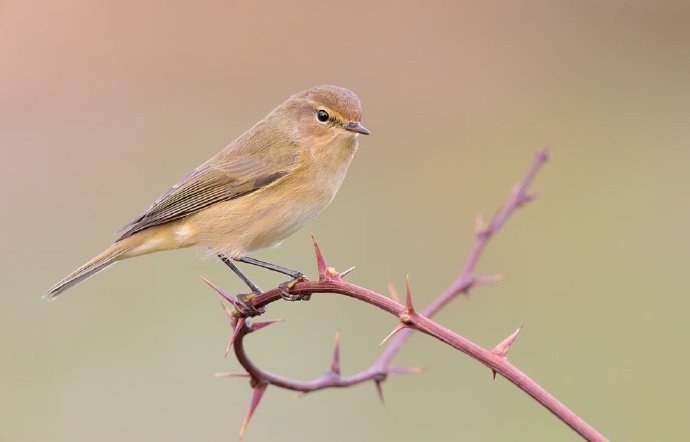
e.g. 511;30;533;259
2;1;689;440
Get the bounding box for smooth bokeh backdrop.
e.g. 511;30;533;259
2;1;689;441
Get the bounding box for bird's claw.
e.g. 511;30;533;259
236;293;266;317
278;274;310;301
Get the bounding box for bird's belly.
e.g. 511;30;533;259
183;186;331;258
245;205;318;251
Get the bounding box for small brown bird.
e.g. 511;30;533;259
46;85;369;302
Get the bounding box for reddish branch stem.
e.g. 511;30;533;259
241;280;605;441
212;148;608;441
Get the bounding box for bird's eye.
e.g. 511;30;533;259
317;109;329;123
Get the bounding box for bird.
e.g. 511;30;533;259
45;85;369;307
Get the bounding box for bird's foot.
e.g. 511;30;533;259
236;293;266;317
278;274;310;302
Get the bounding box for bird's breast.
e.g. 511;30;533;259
186;135;358;257
308;135;358;202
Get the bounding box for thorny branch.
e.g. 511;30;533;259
207;148;608;441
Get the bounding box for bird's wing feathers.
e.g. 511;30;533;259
116;150;299;240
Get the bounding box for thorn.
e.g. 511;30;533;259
214;371;250;378
219;300;235;322
338;266;356;279
387;282;400;304
405;275;415;312
225;317;246;357
537;147;551;162
517;191;538;207
492;369;498;380
331;332;341;375
387;366;425;376
379;323;408;347
201;276;240;308
311;235;328;281
248;318;283;333
492;325;524;358
510;183;521;198
218;300;238;329
475;214;487;234
239;383;267;439
374;380;386;406
292;391;307;400
473;274;505;286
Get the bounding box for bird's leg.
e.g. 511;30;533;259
237;256;304;279
236;256;309;302
218;254;265;316
219;255;262;293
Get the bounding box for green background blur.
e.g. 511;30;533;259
2;1;689;441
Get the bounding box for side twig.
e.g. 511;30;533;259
209;148;608;441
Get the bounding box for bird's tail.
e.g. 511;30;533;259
44;235;144;299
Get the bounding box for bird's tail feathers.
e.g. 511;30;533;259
44;238;137;299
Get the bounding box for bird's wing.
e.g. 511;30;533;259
116;150;299;240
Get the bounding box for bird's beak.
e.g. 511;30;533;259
345;121;370;135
